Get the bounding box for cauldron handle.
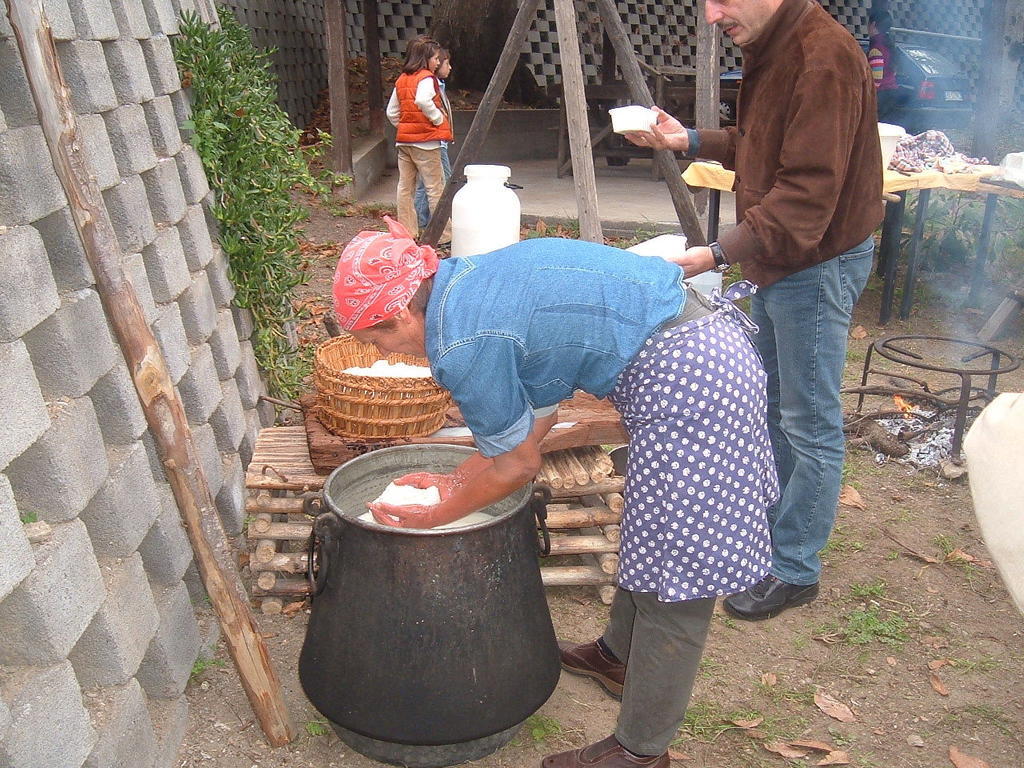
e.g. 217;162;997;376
531;485;552;556
304;497;332;598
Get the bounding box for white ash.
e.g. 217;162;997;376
872;407;981;469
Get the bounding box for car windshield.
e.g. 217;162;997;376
902;46;957;77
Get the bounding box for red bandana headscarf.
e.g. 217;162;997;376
332;217;440;330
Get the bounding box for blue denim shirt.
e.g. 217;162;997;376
425;238;687;456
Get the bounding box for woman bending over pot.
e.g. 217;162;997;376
332;217;778;768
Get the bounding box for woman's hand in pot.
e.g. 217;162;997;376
368;502;449;529
393;471;462;502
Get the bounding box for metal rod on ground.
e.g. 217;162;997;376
593;0;707;246
553;0;602;242
422;0;544;246
5;0;295;746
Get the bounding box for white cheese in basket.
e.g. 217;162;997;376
343;359;432;377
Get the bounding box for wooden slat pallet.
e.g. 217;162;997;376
244;427;625;613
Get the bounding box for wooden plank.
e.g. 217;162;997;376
246;426;327;491
362;0;383;133
325;0;353;174
421;0;544;245
594;0;707;246
248;521;314;542
547;476;624;498
553;0;602;242
541;564;613;586
6;0;294;747
546;505;621;529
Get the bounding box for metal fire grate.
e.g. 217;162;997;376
854;335;1020;462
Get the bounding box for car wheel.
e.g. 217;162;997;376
719;100;736;124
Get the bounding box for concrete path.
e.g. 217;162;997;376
359;157;737;238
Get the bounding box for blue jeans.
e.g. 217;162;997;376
415;144;452;229
750;236;874;586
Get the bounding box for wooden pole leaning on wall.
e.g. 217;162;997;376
593;0;707;246
325;0;354;175
6;0;295;746
421;0;544;246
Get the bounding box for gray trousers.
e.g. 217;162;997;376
601;588;716;755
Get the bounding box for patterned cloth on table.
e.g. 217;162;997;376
889;130;988;174
608;283;778;602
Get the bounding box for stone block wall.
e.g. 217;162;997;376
0;1;266;766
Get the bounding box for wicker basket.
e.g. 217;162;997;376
313;336;452;439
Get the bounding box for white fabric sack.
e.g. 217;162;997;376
963;392;1024;616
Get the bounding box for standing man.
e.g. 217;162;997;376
627;0;883;620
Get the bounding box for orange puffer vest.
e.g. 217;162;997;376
395;69;453;143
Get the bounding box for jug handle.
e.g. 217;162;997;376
531;485;552;556
304;497;331;598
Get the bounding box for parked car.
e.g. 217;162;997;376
858;37;973;133
716;39;972;134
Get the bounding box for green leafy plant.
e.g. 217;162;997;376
173;10;334;398
190;656;226;682
843;606;908;648
525;713;563;743
849;579;887;599
304;718;330;737
19;511;38;524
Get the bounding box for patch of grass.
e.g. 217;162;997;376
699;655;725;678
717;614;741;631
950;655;1000;673
828;727;855;747
525;714;563;743
758;681;815;708
792;634;809;651
304;718;330;737
933;534;957;558
821;525;866;557
849;579;887;599
674;702;765;744
885;550;900;560
843;606;909;648
189;657;226;682
19;511;38;524
940;704;1015;739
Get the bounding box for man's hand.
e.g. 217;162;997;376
665;246;716;278
624;106;688;152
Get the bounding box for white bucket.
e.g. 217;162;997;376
609;105;658;134
451;165;521;257
878;122;907;170
625;234;723;297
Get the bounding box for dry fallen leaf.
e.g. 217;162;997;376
850;324;868;339
948;746;991;768
928;659;952;671
731;717;764;729
667;748;690;761
761;672;778;687
764;741;810;759
814;690;857;723
789;739;835;752
886;656;898;666
534;219;548;235
817;751;851;766
929;671;950;696
921;635;950;650
838;485;867;510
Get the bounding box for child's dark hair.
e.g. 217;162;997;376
869;9;892;35
438;48;450;65
402;35;441;74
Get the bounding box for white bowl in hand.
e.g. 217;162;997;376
609;105;658;134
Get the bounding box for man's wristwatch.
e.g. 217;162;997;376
709;241;730;272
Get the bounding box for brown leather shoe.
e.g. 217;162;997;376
558;639;625;699
541;735;668;767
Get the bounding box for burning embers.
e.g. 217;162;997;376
844;335;1019;474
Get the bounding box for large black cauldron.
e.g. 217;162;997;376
298;445;559;767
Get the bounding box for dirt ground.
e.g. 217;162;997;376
178;191;1024;768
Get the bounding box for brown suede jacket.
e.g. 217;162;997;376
697;0;884;287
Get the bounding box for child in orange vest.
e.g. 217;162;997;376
387;37;453;241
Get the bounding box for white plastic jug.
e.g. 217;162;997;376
451;165;521;257
625;233;723;297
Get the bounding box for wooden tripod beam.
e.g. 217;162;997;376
422;0;544;246
553;0;602;242
593;0;707;246
6;0;295;746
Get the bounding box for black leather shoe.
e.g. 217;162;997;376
723;575;819;621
